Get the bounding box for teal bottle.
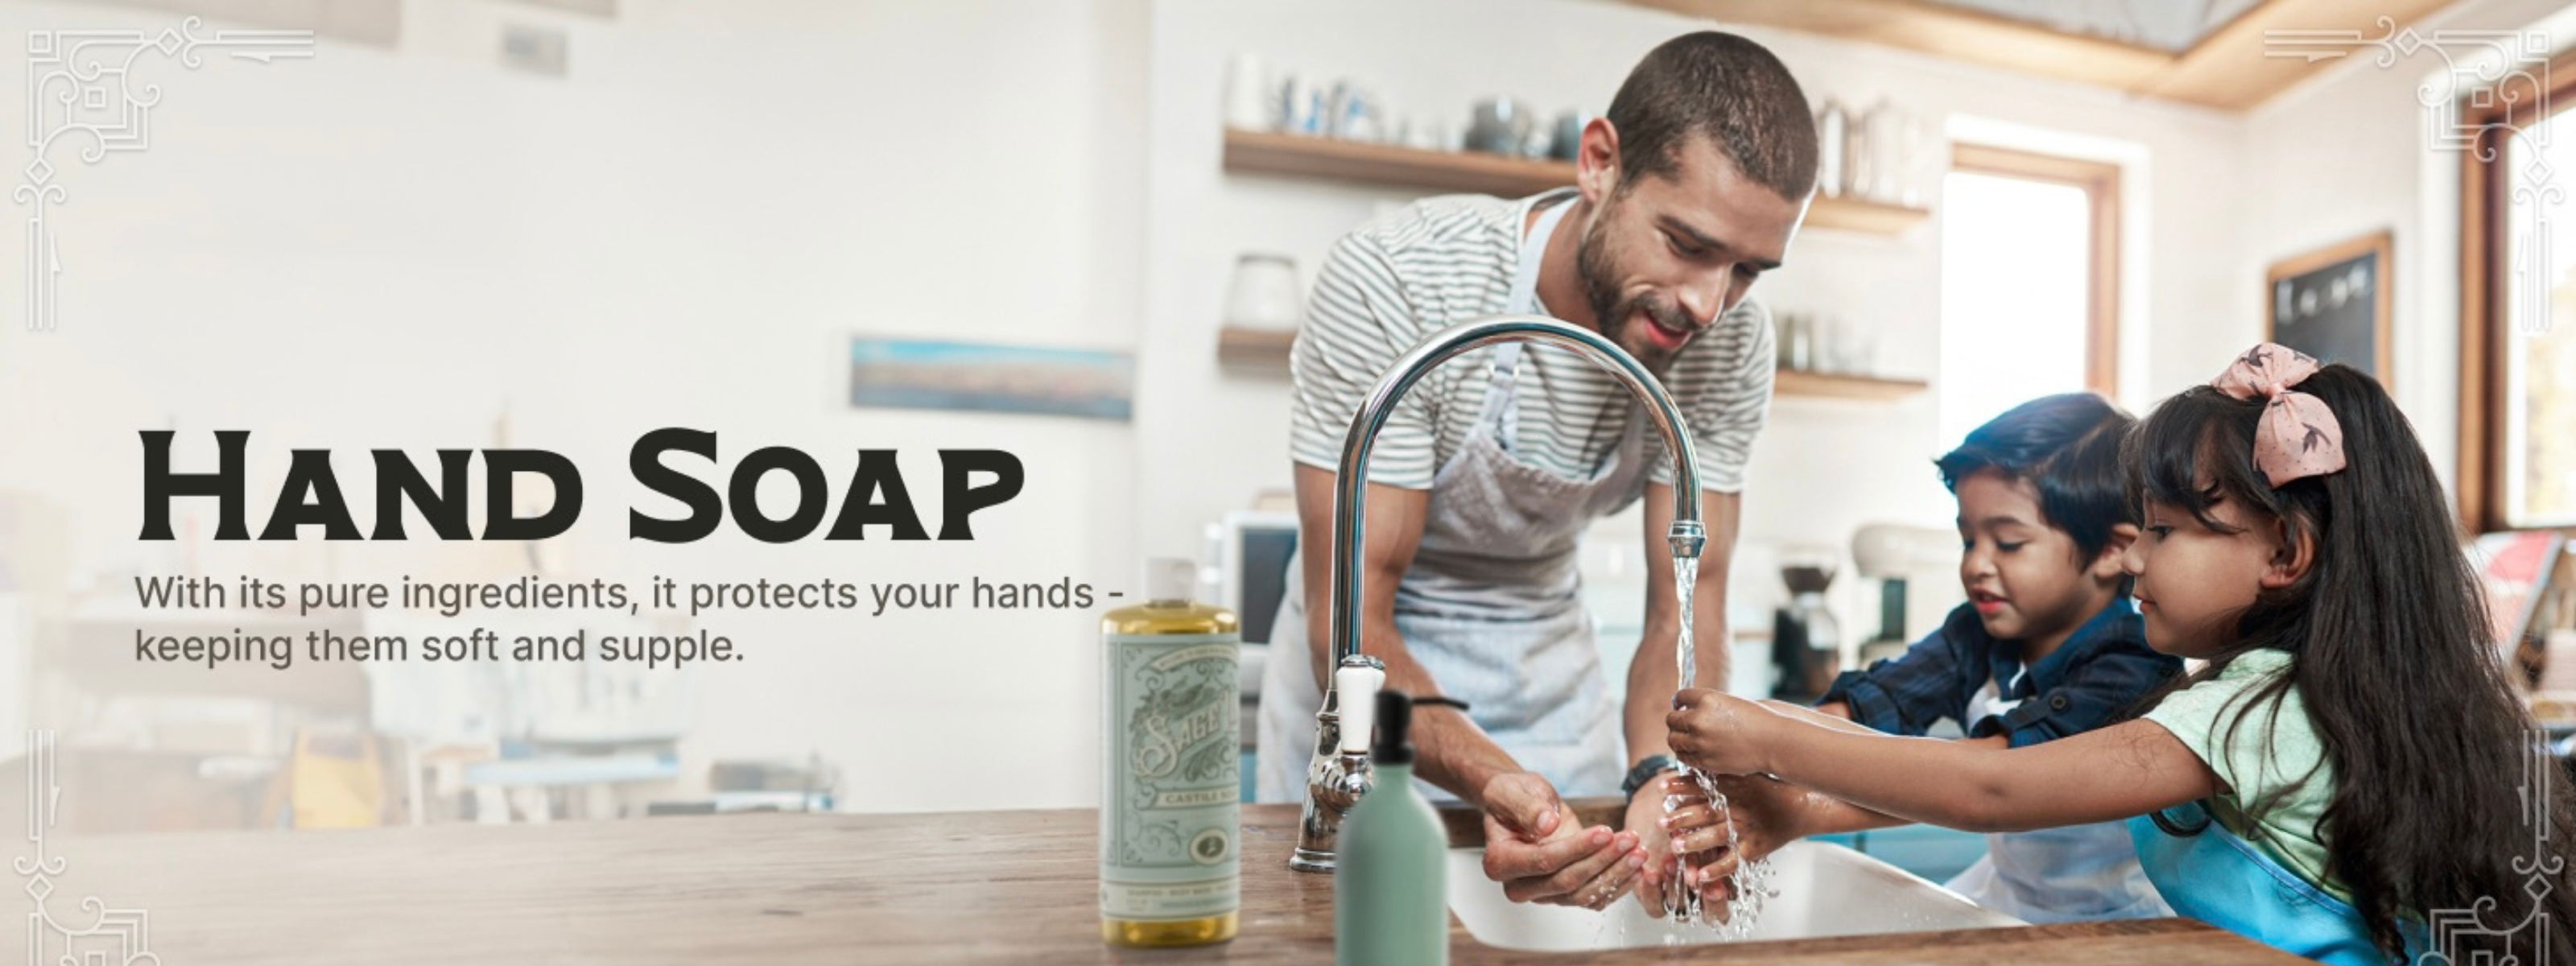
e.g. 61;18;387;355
1335;690;1447;966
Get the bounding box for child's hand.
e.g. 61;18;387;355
1670;774;1808;907
1666;688;1774;777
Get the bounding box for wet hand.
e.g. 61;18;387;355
1666;687;1775;778
1670;774;1807;907
1623;770;1695;918
1480;771;1645;910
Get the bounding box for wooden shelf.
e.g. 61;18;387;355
1806;195;1931;236
1220;324;1926;401
1224;127;1575;198
1775;369;1928;401
1220;128;1929;237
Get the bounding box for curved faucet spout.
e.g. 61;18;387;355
1290;314;1707;873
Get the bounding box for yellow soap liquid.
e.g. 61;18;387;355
1100;592;1241;947
1100;912;1241;947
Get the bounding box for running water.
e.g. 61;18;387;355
1661;551;1781;939
1674;554;1699;699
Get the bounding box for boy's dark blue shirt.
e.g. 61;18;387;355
1818;597;2180;747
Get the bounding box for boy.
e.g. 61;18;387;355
1653;393;2180;922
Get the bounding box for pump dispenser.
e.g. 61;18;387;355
1335;690;1450;966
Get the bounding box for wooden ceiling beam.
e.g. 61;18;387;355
1611;0;2458;113
1620;0;2180;90
2137;0;2461;110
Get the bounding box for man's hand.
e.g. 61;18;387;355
1665;687;1777;777
1666;774;1812;906
1622;770;1697;917
1480;772;1644;910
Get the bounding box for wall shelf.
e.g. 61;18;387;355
1220;128;1930;237
1774;369;1929;401
1219;325;1926;400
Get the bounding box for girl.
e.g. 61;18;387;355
1666;345;2575;964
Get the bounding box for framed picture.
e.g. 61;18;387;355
848;337;1133;421
2265;230;2393;389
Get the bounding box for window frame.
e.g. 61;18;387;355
2459;49;2576;534
1946;142;2124;398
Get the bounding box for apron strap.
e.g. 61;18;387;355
1485;344;1525;448
1488;189;1578;453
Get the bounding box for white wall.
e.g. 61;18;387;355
2240;0;2574;502
0;0;1147;813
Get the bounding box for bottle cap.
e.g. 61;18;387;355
1143;557;1195;604
1372;690;1414;765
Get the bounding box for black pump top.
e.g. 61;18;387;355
1372;691;1468;766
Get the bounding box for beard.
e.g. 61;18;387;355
1573;213;1696;370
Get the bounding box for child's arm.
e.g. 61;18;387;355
1773;700;1999;828
1668;688;2215;833
1664;699;2008;857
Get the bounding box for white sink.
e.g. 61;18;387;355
1445;840;2026;951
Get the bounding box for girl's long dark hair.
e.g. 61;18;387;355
2128;365;2575;961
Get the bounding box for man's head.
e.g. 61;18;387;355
1934;394;2138;646
1568;31;1818;369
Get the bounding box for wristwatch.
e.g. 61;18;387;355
1621;753;1680;800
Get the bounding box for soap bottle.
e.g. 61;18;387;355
1336;688;1449;966
1099;558;1241;947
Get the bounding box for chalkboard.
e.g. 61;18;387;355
2266;231;2392;389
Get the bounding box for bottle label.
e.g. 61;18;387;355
1100;633;1239;922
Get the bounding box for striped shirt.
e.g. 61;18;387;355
1288;192;1775;494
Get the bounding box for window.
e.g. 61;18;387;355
2462;56;2576;530
1937;144;2122;447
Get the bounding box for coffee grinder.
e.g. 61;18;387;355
1769;547;1841;703
1851;523;1959;659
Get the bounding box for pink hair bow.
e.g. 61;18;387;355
2211;343;2345;486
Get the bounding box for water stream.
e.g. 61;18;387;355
1661;551;1780;939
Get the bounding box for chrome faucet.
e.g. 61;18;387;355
1290;314;1707;873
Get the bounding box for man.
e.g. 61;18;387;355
1255;31;1816;911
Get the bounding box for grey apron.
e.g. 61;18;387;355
1257;189;1653;803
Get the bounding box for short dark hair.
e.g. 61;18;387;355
1604;31;1818;200
1935;393;2136;559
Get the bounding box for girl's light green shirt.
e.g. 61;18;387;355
2140;648;2342;898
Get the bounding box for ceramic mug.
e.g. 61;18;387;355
1223;52;1273;130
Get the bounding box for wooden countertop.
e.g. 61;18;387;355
30;803;2305;964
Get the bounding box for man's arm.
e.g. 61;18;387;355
1290;464;1526;802
1627;483;1737;765
1292;464;1642;908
